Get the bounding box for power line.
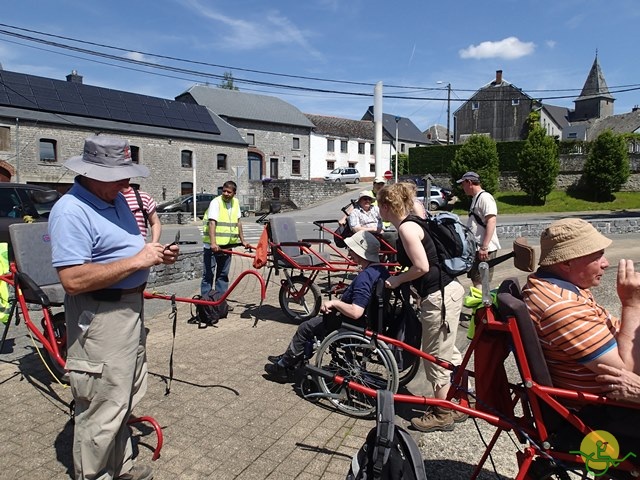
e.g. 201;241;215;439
1;23;640;103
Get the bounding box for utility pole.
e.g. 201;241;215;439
446;83;451;145
394;116;400;183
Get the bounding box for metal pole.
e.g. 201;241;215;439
15;118;19;183
394;118;399;183
192;152;197;221
446;83;451;144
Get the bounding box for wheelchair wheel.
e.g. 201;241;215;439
314;330;399;418
397;354;421;388
279;275;321;322
42;311;69;384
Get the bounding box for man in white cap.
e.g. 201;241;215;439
49;135;179;480
372;176;387;201
456;171;500;287
522;218;640;453
264;231;389;382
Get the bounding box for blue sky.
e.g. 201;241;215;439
1;0;639;131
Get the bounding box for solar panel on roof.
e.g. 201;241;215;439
129;110;151;123
144;105;165;117
109;109;132;122
0;70;220;135
37;98;64;111
32;87;59;100
148;115;171;128
63;103;89;116
168;118;188;129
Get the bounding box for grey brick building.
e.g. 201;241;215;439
0;69;248;204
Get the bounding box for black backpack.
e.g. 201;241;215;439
414;212;477;278
189;290;229;327
347;390;427;480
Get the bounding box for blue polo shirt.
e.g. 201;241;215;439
49;178;148;289
341;264;390;309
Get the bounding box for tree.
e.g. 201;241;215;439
391;153;409;175
451;135;500;199
583;130;630;201
218;71;239;90
517;121;559;205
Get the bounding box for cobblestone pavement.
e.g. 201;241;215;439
1;234;639;479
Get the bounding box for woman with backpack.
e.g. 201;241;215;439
377;182;467;433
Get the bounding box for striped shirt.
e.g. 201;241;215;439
121;188;157;238
522;273;619;393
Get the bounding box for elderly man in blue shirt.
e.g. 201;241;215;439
49;136;178;480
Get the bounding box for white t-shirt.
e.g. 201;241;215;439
203;196;241;248
467;190;501;252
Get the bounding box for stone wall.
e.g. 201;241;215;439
148;246;202;289
497;216;640;239
260;179;348;210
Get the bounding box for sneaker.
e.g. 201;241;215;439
264;362;294;383
117;464;154;480
410;407;455;432
450;398;474;424
267;354;284;364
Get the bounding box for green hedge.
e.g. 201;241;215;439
410;139;590;175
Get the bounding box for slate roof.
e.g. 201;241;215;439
176;85;315;128
585;109;640;140
305;114;391;140
423;124;449;144
576;56;614;102
542;103;571;130
0;70;236;142
361;106;429;144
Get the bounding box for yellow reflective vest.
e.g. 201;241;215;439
202;197;240;246
0;243;10;324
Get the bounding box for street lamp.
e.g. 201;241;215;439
394;116;400;183
437;81;452;144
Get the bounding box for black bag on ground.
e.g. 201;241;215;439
347;390;427;480
189;290;229;327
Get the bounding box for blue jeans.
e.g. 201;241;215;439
201;248;232;296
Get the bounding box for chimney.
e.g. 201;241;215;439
495;70;503;85
66;70;83;84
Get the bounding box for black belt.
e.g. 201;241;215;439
90;283;146;302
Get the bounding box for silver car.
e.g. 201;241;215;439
324;167;361;184
416;186;448;211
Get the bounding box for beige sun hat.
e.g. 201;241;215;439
538;218;612;266
64;136;149;182
344;230;380;263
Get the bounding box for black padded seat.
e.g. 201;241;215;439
9;222;65;305
269;216;331;267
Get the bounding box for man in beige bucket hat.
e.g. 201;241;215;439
522;218;640;450
50;135;179;480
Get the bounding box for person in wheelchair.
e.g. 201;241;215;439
522;218;640;452
264;230;389;382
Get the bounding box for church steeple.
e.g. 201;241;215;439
571;54;614;121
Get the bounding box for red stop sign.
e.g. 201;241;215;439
383;170;393;180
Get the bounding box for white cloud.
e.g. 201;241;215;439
546;40;557;49
459;37;535;60
123;51;152;63
179;0;324;61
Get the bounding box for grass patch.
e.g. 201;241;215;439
452;190;640;215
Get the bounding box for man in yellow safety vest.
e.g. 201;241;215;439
201;180;249;296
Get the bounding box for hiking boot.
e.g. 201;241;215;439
267;354;284;364
264;362;295;383
450;398;474;423
410;407;455;432
117;464;153;480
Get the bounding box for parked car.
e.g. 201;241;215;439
416;186;449;211
157;193;216;217
324;168;360;184
0;183;61;245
